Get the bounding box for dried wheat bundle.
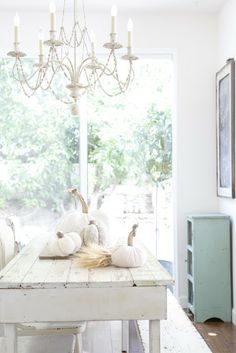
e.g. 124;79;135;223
77;244;112;268
76;224;146;269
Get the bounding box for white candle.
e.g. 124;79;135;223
14;13;20;43
38;29;44;56
49;1;56;31
111;5;117;34
127;18;133;48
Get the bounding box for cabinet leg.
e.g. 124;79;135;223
149;320;160;353
121;320;129;353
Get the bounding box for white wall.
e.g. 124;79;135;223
218;0;236;325
0;10;218;306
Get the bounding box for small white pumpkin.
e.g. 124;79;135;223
66;231;82;252
77;224;146;268
111;245;146;268
81;220;108;247
49;231;82;257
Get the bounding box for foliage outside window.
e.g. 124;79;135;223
0;58;172;217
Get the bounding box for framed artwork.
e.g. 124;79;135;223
216;58;235;198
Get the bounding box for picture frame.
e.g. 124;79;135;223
216;58;235;198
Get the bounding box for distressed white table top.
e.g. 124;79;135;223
0;236;174;290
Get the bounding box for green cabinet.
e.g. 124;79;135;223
187;214;232;323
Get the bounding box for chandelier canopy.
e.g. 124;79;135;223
7;0;138;114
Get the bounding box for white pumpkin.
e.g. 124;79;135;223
77;224;147;269
66;231;82;252
49;231;82;257
56;211;90;237
111;245;146;268
56;189;110;245
81;220;108;247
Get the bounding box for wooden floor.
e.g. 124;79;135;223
192;319;236;353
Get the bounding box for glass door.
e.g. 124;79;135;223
86;56;174;262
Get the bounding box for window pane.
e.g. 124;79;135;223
87;57;173;260
0;59;80;245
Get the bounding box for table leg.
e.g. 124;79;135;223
121;320;129;353
149;320;160;353
3;324;17;353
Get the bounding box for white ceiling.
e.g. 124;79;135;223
0;0;228;13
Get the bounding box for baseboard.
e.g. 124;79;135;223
232;308;236;325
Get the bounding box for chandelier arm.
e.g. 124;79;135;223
75;56;95;80
75;49;113;82
94;50;119;78
16;59;47;92
15;61;45;97
53;50;74;81
95;60;134;97
82;66;96;89
12;58;43;85
60;27;70;46
43;76;72;104
100;53;134;90
41;61;72;91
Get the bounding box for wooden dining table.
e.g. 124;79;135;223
0;235;174;353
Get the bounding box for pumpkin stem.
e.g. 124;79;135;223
57;231;64;239
127;224;139;246
89;220;96;225
68;188;89;214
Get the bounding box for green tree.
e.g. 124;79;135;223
134;105;172;186
0;59;80;211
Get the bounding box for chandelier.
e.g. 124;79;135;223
7;0;138;115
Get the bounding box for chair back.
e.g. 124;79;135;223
0;219;16;269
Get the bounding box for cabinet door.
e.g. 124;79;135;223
193;219;231;316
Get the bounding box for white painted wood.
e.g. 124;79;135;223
110;267;134;287
3;325;17;353
110;321;122;353
17;326;85;336
121;321;129;353
21;259;54;288
0;237;47;288
79;96;88;202
0;287;166;323
88;266;112;287
74;332;83;353
0;237;173;289
67;258;89;288
0;238;173;353
0;237;45;279
149;320;160;353
18;335;75;353
137;290;213;353
44;259;72;286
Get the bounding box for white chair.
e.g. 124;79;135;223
0;217;86;353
